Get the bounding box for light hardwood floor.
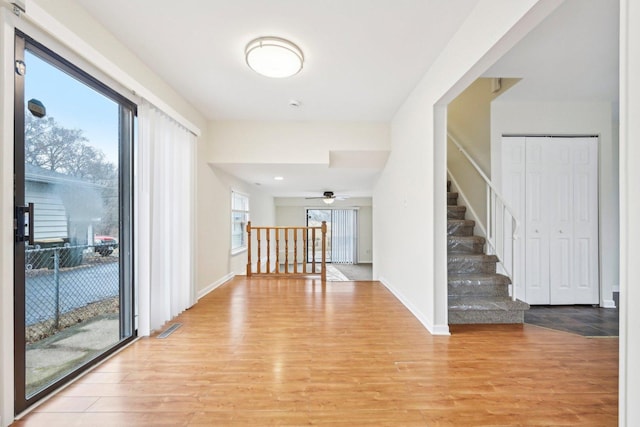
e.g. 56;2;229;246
13;278;618;426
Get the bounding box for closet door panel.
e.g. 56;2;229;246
525;138;551;304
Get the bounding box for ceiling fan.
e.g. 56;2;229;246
305;191;348;205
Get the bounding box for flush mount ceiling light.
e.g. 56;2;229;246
245;36;304;78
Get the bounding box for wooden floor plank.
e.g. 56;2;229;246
12;278;618;426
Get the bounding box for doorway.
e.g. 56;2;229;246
306;208;358;264
502;136;599;305
13;32;136;412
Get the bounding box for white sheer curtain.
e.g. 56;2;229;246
332;209;357;264
136;100;196;336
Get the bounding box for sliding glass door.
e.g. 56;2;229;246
13;32;136;413
307;209;358;264
331;209;357;264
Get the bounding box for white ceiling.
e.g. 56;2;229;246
75;0;480;122
74;0;619;198
483;0;619;104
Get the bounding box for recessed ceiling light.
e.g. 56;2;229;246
245;36;304;78
274;176;284;181
289;99;301;107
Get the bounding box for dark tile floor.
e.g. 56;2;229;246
524;305;619;337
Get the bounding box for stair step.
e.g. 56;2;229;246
448;236;485;254
448;296;529;324
447;219;475;236
447;192;458;205
448;273;510;297
448;254;498;274
447;205;466;219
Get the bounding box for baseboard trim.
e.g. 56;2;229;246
197;273;235;299
378;276;450;336
602;299;616;309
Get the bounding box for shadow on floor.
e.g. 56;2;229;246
524;305;619;337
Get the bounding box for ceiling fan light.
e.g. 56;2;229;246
245;36;304;78
323;197;335;205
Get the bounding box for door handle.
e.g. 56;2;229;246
15;203;34;245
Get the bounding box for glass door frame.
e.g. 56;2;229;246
13;30;137;414
306;208;333;263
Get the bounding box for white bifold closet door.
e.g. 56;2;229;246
502;136;599;305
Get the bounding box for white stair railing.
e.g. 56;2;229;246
447;133;520;301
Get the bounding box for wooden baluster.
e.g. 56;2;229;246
246;221;252;277
266;228;271;274
284;228;289;274
321;221;327;282
312;227;316;273
275;228;280;274
256;228;261;274
303;227;308;274
293;228;298;274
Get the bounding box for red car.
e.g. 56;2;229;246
94;235;118;256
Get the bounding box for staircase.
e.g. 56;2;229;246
447;181;529;324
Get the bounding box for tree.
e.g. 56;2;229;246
25;114;116;184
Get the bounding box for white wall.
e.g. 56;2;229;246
490;101;618;308
449;78;495;174
373;0;561;335
209;121;389;164
619;0;640;424
447;78;520;231
275;197;373;263
197;161;275;294
447;79;492;230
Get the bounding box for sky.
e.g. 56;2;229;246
24;50;121;164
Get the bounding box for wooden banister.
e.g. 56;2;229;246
246;222;328;281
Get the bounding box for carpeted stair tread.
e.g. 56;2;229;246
447;236;485;254
448;235;485;243
447;219;475;236
448;296;529;324
448;254;498;274
448;254;498;262
448;296;529;311
447;205;467;219
447;192;459;205
448;273;511;297
448;273;511;285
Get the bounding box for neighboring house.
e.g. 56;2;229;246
25;163;103;246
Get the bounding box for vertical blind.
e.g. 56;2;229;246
331;209;357;264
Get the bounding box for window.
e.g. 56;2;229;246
231;191;249;253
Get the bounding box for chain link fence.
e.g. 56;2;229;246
25;244;119;343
